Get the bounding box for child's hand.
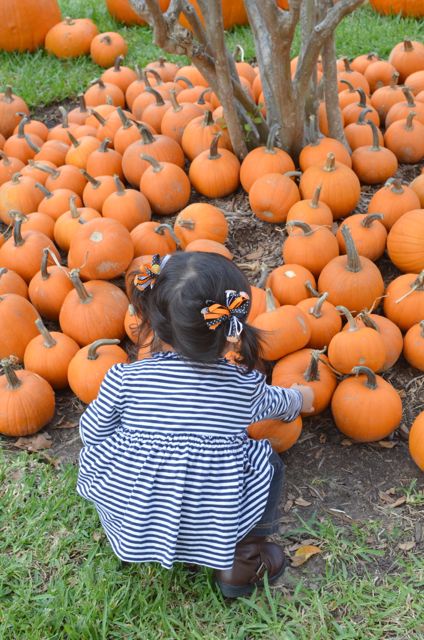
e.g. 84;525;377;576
291;383;315;413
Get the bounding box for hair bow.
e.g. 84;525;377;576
201;290;250;342
133;254;164;291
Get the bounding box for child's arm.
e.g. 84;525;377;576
249;373;314;424
79;364;124;447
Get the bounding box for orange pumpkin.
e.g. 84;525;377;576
249;172;301;224
0;0;62;52
28;248;73;321
336;213;387;262
368;178;421;230
266;264;317;307
296;293;342;349
139;155;191;215
383;271;424;332
91;32;128;68
45;17;98;58
403;321;424;371
240;124;295;192
173;203;228;249
387;209;424;274
0;293;39;360
189;133;240;198
283;221;339;277
409;411;424;472
247;416;302;453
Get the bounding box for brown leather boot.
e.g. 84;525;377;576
214;536;287;598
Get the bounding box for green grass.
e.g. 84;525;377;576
0;2;423;108
1;451;423;640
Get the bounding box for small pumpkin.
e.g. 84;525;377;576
185;238;232;260
384;271;424;332
131;222;179;258
266;264;317;306
296;293;342;349
384;111;424;164
299;117;352;171
283;220;339;278
247;416;302;453
139;154;191;215
28;247;73;321
0;86;30;138
351;121;398;185
344;107;384;151
387;209;424;274
189;132;240;199
102;176;151;231
0;293;39;360
53;195;101;251
353;311;403;371
385;86;424;128
410;171;424;208
90;32;128;68
45;16;99;58
331;366;402;442
403;321;424;371
0;357;55;437
409;411;424;472
0;267;28;298
370;72;404;123
286;185;333;227
101;55;138;93
240;124;295;192
368;178;421;230
336;213;387;262
84;78;125;108
249;171;301;224
181;110;233;162
81;171;117;210
173;203;228;249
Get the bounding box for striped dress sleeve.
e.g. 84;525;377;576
79;364;124;447
249;371;303;424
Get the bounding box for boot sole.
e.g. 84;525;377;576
215;557;287;599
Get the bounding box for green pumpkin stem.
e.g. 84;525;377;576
87;338;120;360
355;88;368;108
3;86;14;103
99;138;112;153
169;89;181;113
197;88;212;106
116;107;131;128
77;93;88;114
367;120;381;151
17;115;30;138
89;110;107;126
351;365;377;389
69;195;80;218
35;182;52;199
1;358;22;389
136;122;156;144
12;215;25;247
340;79;355;93
35;318;57;349
202;110;214;127
387;177;404;194
357;107;373;124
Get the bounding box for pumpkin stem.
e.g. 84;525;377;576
265;288;277;312
69;269;92;303
100;35;112;45
304;348;326;382
69;195;80;219
265;124;280;154
389;72;399;88
357;311;379;331
286;220;314;236
116;107;131;129
233;44;245;62
24;133;41;154
64;16;75;25
58;106;70;129
342;224;361;273
336;305;357;331
35;318;57;349
40;247;51;280
420;320;424;338
402;86;415;107
11;214;25;247
3;86;14;103
405;111;416;131
310;184;322;209
361;213;384;228
0;151;11;165
403;39;413;52
11;172;22;185
305;280;320;297
135;122;156;144
17;115;30;138
87;338;121;360
197;88;212;106
202;110;214;127
309;292;328;319
32;162;57;177
367;120;381;151
323;152;336;172
340;79;355;93
351;365;377;389
169;88;181;113
209;132;222;160
140;154;162;173
386;177;404;194
77;93;88;114
89;110;107;126
341;56;352;73
114;55;124;72
355;88;368;108
99;138;112;153
0;358;22;389
91;78;107;90
357;107;373;124
174;76;194;88
144;68;162;87
35;182;52;199
394;270;424;303
145;87;166;107
110;175;124;194
307;115;320;147
80;170;101;188
67;131;80;148
154;223;180;247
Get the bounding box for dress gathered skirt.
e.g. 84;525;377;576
77;352;302;570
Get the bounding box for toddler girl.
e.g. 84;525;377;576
77;251;313;598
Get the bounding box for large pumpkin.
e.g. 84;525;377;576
0;0;62;52
178;0;248;30
409;411;424;471
105;0;170;25
369;0;424;18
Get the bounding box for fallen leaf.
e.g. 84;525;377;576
378;440;397;449
244;249;264;261
14;433;52;452
389;496;407;508
319;433;327;444
340;439;353;447
283;499;294;512
398;541;416;551
291;545;322;567
93;531;102;542
295;497;312;507
379;491;395;504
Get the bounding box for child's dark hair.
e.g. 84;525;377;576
130;252;262;371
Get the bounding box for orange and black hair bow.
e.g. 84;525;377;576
133;254;164;292
201;290;250;342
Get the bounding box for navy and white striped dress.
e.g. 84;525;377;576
77;351;302;570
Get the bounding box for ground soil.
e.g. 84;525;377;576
1;108;423;570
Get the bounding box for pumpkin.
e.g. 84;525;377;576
350;53;380;75
86;138;123;179
81;171;117;210
23;318;79;389
403;321;424;371
45;16;98;58
384;112;424;164
0;293;39;360
146;57;178;83
249;172;301;224
0;357;55;437
34;139;69;167
3;116;44;163
363;60;397;94
28;248;73;321
65;134;101;170
0;151;25;186
20;159;56;186
132;85;171;123
388;39;424;83
90;32;128;68
299;153;361;220
189;133;240;198
299;118;352;171
338;78;364;110
92;107;132;143
370;72;404;123
296;293;342;349
369;0;424;17
101;55;138;93
344;107;384;151
59;270;128;346
68;94;90;125
251;289;311;361
272;348;337;416
353;311;403;371
336;213;387;262
53;195;101;251
283;221;339;277
266;264;317;306
331;366;402;442
181;110;233;162
17;211;55;240
383;271;424;332
351;121;398;185
368;178;421;230
246;286;278;323
47;107;78;144
410;171;424;208
0;87;29;138
385;86;424;128
173;203;228;249
160;89;204;145
105;0;170;25
387;209;424;274
178;0;248;30
409;411;424;472
0;0;62;52
84;78;125;108
139;154;191;215
0;173;43;224
286;185;333;227
41;163;88;196
0;215;60;283
0;267;28;298
337;57;371;95
102;176;151;231
122;126;184;188
240;125;295;192
342;89;380;127
68;217;134;281
68;338;127;404
131;222;178;258
184;238;232;260
317;225;385;313
247;416;302;453
328;305;386;374
36;183;82;221
113;110;145;155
